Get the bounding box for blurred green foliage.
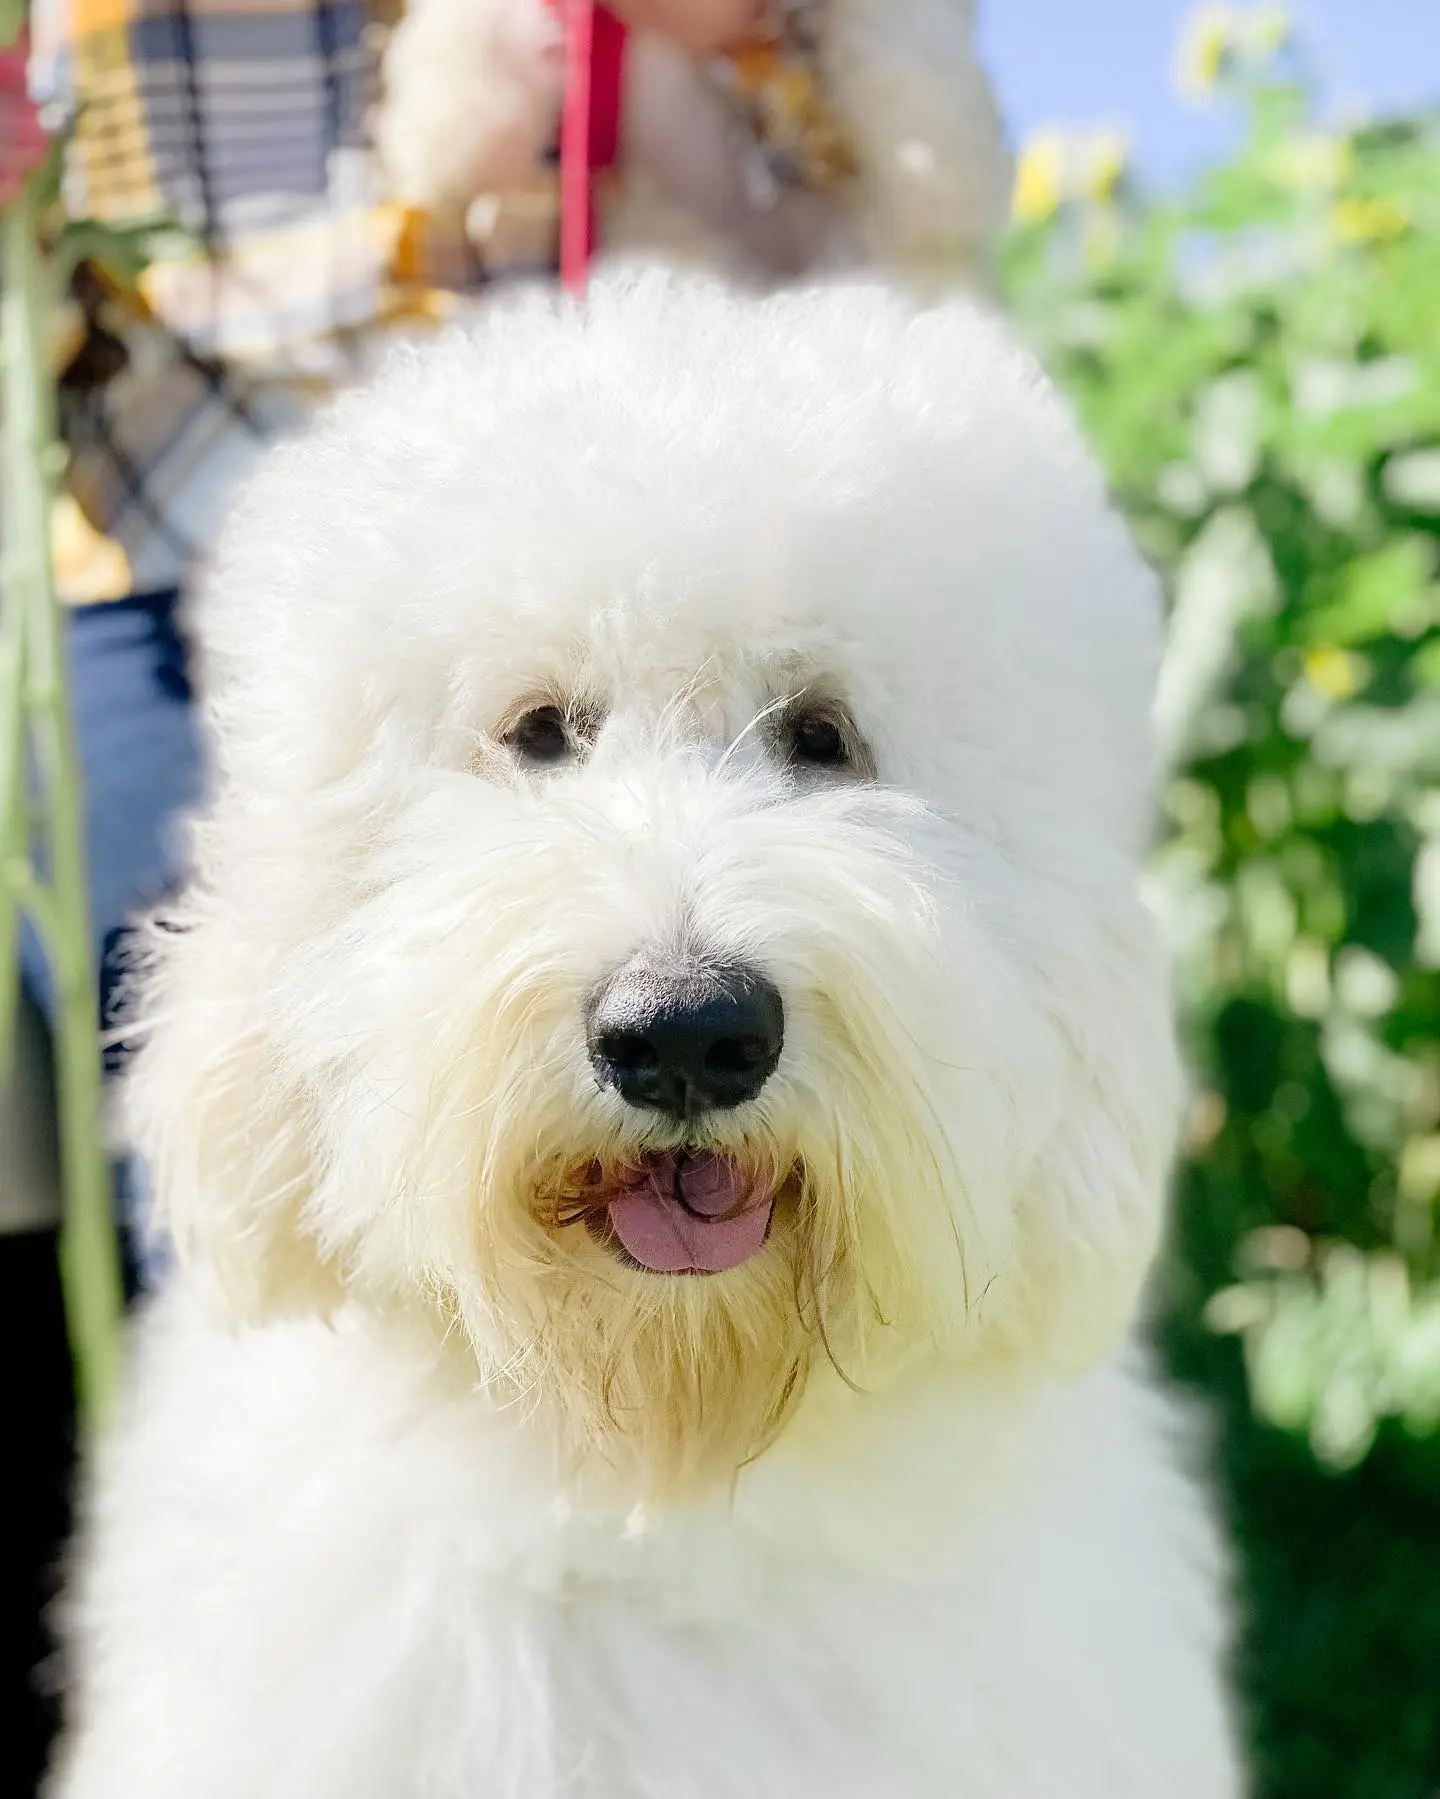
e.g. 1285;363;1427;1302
1004;24;1440;1799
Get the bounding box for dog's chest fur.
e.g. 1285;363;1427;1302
59;1290;1240;1798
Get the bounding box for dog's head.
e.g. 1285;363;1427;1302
129;275;1177;1491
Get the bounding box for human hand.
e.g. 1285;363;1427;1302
0;32;46;206
606;0;765;59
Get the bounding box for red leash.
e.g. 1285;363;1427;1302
555;0;627;292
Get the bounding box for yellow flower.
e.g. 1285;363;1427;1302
1249;5;1292;54
1083;128;1130;203
1303;647;1363;700
1333;197;1411;243
1012;131;1065;224
1176;5;1236;99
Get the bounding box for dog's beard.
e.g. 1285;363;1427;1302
297;951;974;1496
410;1056;957;1498
505;1152;830;1494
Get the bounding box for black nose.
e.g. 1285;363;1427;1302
586;960;784;1118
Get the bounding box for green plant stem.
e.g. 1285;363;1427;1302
2;176;125;1427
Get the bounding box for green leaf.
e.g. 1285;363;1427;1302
1302;538;1436;647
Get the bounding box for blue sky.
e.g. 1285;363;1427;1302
978;1;1440;185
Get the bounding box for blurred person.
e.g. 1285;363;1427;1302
379;0;1010;289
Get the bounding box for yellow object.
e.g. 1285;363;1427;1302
1303;647;1363;700
1012;128;1129;223
1249;5;1292;54
1176;5;1236;99
1175;3;1293;99
1082;129;1130;205
1333;198;1411;245
51;492;133;606
48;298;86;375
1013;132;1065;224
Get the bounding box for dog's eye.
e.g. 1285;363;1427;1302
503;705;573;765
774;700;873;780
779;702;868;777
788;711;848;767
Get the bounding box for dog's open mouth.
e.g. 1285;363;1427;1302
582;1151;778;1275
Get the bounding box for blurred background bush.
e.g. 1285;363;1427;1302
1004;11;1440;1795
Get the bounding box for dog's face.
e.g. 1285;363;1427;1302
132;278;1178;1492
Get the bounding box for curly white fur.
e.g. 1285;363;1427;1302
51;276;1241;1797
376;0;1012;289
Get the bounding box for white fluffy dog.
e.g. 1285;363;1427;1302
52;276;1241;1798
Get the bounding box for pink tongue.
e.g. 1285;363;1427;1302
606;1153;773;1275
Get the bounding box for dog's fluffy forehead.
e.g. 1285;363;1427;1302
208;274;1159;829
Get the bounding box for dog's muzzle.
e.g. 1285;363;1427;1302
586;958;784;1119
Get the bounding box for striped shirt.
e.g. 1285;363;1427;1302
29;0;562;603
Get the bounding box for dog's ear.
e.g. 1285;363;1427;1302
1005;1080;1175;1373
122;911;342;1320
990;917;1181;1373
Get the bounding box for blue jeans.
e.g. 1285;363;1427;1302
19;590;204;1282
